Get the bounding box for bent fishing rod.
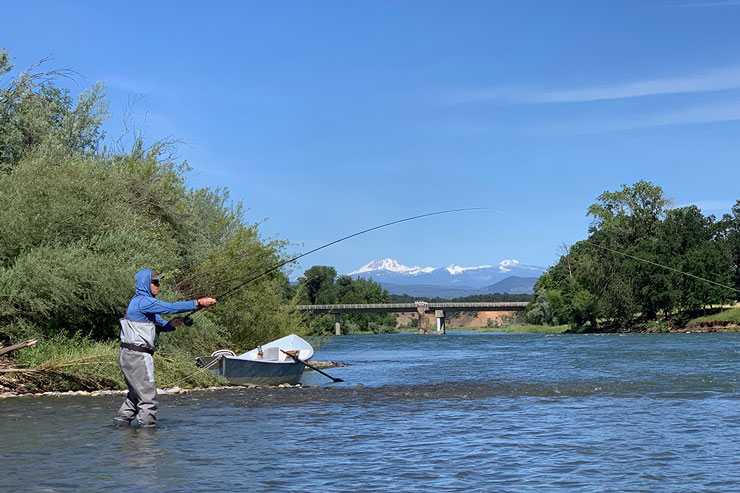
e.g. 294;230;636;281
182;207;486;325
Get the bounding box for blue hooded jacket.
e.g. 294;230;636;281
124;268;197;332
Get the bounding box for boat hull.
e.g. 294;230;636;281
206;357;306;386
196;334;314;386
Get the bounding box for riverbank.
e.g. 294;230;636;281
0;356;346;397
0;383;313;400
453;324;570;334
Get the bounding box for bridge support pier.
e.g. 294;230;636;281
294;302;529;336
416;303;430;334
435;310;446;334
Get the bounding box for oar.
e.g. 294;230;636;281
281;350;344;383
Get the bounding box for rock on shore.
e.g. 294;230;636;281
0;383;319;399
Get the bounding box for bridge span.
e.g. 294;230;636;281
296;301;529;335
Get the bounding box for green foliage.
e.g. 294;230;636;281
11;334;122;391
12;333;225;390
0;49;109;173
645;320;671;333
295;267;397;334
298;265;338;304
530;181;739;330
587;180;670;241
720;200;740;292
176;224;308;351
525;279;563;326
689;304;740;324
0;49;308;388
468;324;569;333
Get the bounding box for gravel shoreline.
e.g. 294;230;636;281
0;360;347;399
0;382;313;399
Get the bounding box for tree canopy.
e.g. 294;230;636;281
0;48;305;352
527;181;739;330
288;266;397;333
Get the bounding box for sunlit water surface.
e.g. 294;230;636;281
4;332;740;491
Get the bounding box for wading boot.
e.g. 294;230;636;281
111;417;130;428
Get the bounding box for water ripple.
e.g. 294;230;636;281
5;332;740;491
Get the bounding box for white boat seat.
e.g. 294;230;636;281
258;346;280;361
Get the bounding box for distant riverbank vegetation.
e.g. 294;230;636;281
458;324;569;334
524;181;740;332
287;265;398;334
0;49;310;392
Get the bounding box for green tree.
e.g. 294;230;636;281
336;275;396;333
536;182;737;330
587;180;671;242
295;268;396;334
0;48;108;173
722;200;740;293
657;206;734;317
299;266;338;304
583;181;671;327
526;273;564;325
0;49;307;354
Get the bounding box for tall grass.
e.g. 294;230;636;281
689;304;740;324
11;333;225;391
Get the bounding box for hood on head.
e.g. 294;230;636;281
135;269;154;297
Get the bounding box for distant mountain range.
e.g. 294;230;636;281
348;258;545;297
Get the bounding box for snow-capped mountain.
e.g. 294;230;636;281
348;258;545;289
351;258;435;276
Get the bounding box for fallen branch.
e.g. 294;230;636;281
0;339;37;357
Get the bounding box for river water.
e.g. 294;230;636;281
4;332;740;491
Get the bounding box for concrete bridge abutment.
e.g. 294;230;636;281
295;302;529;335
436;310;446;334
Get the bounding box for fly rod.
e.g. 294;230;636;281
182;207;486;325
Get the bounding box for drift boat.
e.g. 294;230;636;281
196;334;314;386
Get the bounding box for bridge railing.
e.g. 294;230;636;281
295;301;528;313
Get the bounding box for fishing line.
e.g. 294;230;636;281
183;207;488;323
164;354;223;387
176;241;288;294
485;208;740;295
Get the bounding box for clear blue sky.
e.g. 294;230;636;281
4;1;740;275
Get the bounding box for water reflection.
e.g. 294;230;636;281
119;427;159;469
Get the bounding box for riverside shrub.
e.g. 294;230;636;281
0;49;308;361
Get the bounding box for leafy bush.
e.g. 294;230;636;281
645;320;671;333
0;49;309;385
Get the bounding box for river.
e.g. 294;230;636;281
3;332;740;491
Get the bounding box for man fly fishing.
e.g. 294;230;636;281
112;268;217;428
110;209;484;426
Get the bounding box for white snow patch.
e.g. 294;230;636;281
350;258;430;275
348;258;537;276
498;259;521;272
443;264;494;275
